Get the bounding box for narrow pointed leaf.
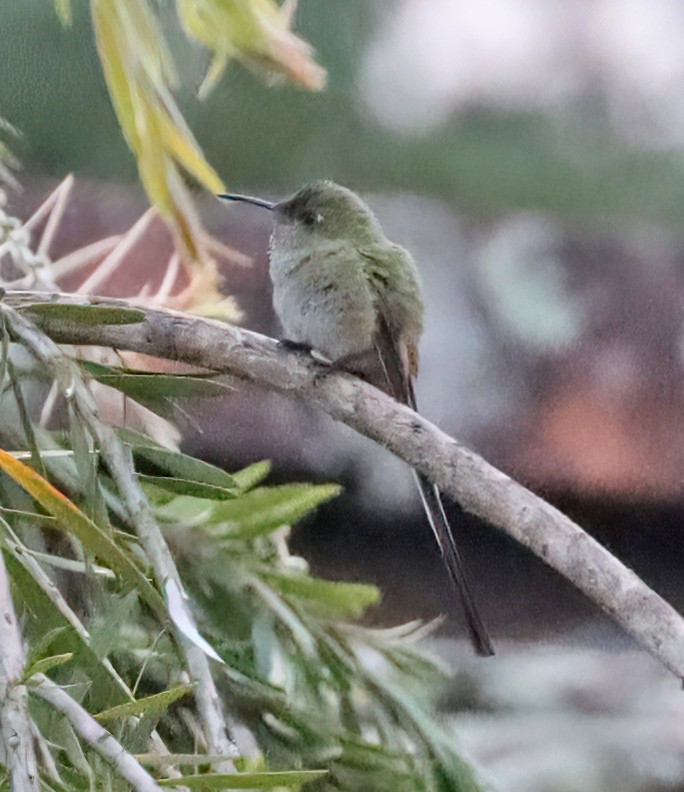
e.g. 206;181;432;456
7;358;45;476
140;474;237;500
231;460;271;492
132;444;238;494
83;362;231;399
207;483;342;539
21;303;145;325
157;112;223;193
82;363;231;417
158;769;328;788
264;572;381;618
26;626;68;664
23;652;73;680
94;684;194;722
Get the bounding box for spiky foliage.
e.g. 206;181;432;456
0;200;486;790
50;0;325;315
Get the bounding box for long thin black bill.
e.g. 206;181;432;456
217;193;275;211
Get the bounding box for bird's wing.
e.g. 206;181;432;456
358;242;423;399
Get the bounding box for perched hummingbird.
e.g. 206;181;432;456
219;181;494;656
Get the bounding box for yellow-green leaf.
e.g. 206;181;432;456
264;572;381;618
133;445;238;491
95;684;195;722
175;0;326;91
158;769;328;788
140;475;237;501
205;483;342;540
231;460;271;492
158;112;223;194
23;652;73;680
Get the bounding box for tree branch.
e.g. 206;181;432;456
0;552;38;791
28;674;162;792
6;290;684;682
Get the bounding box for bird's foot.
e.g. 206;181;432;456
278;339;334;384
279;338;313;354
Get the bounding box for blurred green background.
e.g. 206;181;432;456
6;0;684;225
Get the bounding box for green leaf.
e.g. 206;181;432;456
94;684;194;722
152;494;214;525
23;652;73;680
132;446;239;492
6;358;45;477
0;450;165;617
135;753;239;769
264;572;381;618
85;365;231;419
140;475;238;501
83;361;231;401
231;460;271;492
158;769;328;788
57;718;95;786
21;303;145;326
204;483;342;540
67;401;105;523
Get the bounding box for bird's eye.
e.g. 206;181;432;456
302;212;323;228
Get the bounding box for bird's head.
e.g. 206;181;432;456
218;180;382;244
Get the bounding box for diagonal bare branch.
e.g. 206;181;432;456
4;290;684;682
28;674;162;792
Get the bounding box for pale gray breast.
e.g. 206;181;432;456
269;239;377;362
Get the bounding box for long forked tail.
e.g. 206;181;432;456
414;472;495;657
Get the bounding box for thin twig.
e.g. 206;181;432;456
0;302;236;768
28;674;162;792
37;175;75;258
50;234;122;280
76;209;155;295
0;552;38;791
154;252;180;304
5;290;684;681
30;722;62;786
22;176;73;236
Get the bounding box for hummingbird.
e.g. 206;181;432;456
219;181;494;656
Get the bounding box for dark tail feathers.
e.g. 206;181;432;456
414;472;495;657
